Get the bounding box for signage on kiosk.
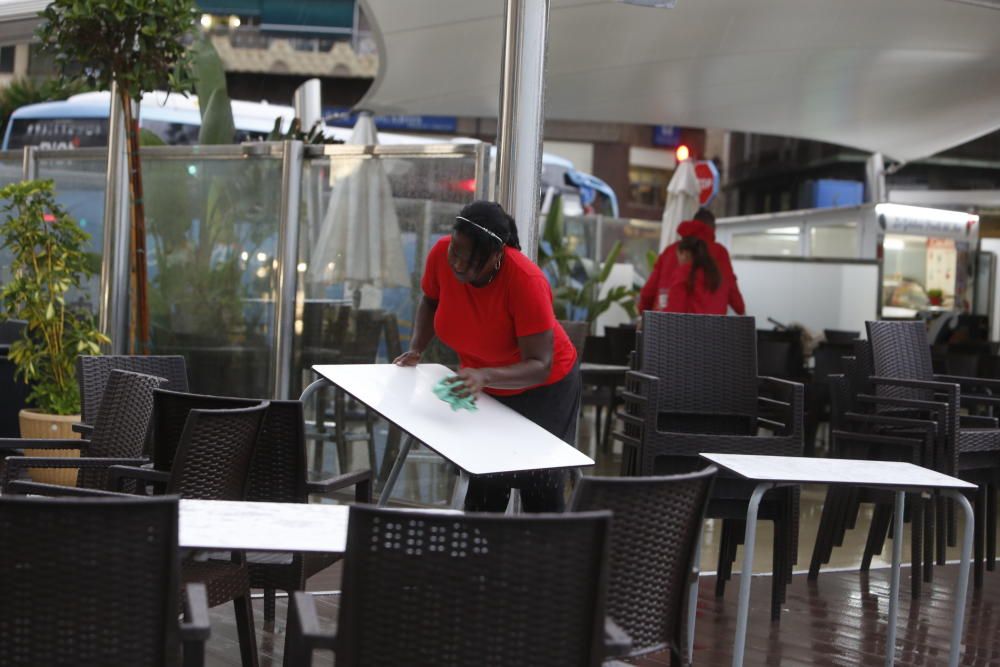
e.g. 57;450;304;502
694;160;719;206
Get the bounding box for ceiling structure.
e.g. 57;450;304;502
358;0;1000;162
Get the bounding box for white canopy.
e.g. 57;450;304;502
359;0;1000;162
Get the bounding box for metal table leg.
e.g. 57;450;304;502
732;482;772;667
450;470;470;510
688;526;703;664
299;377;331;403
885;490;906;667
944;490;974;667
377;434;414;507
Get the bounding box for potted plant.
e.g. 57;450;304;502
538;195;638;328
0;179;109;483
928;288;944;307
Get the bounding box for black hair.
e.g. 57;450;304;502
679;236;721;293
453;200;521;271
693;207;716;228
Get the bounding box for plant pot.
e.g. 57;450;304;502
17;409;81;487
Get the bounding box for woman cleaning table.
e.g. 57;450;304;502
393;200;580;512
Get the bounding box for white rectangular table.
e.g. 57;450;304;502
700;453;976;667
305;364;594;508
180;499;350;553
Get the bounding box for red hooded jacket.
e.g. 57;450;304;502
638;221;745;315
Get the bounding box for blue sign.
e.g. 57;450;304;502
652;124;681;147
324;108;458;133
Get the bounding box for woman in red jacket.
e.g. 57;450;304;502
393;200;580;512
663;219;735;315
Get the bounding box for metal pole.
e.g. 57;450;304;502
272;140;304;399
98;81;131;355
21;145;36;181
495;0;549;261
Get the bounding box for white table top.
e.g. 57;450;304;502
700;454;977;491
180;499;350;553
313;363;594;476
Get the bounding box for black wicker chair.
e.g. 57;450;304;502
570;467;717;666
110;402;269;667
0;369;165;493
284;505;626;667
807;343;938;594
615;312;804;621
144;388;372;623
865;320;1000;587
74;354;188;437
0;495;210;667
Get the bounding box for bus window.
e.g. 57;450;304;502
6;117;108;150
141;119;200;145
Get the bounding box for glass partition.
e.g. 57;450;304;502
809;223;859;258
295;145;486;391
731;228;802;257
140;144;285;398
0;153;30;288
35;151;108;314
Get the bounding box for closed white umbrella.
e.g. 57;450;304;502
659;158;700;251
309;112;410;299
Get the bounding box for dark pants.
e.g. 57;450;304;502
464;364;582;513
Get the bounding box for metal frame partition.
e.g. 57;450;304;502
0;141;490;400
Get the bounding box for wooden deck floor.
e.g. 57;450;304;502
204;559;1000;666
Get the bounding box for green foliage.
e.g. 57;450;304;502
191;36;235;145
36;0;198;102
267;117;344;145
538;195;638;326
0;180;110;414
0;77;92;136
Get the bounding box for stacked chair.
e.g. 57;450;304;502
0;495;210;667
1;369;164;494
809;321;1000;591
616;312;804;621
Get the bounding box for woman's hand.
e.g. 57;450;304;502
393;350;422;366
445;367;491;398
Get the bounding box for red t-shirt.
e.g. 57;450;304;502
421;237;577;396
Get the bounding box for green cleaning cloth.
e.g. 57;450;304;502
433;377;478;412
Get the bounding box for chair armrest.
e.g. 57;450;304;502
3;456;148;491
603;617;633;659
757;376;804;437
71;423;94;437
180;583;210;667
869;376;958;393
4;480;131;497
108;465;169;493
306;468;372;503
935;374;1000;392
0;438;90;453
284;592;337;666
961;415;1000;428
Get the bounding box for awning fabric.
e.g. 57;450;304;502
358;0;1000;162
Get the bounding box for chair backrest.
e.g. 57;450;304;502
866;320;934;382
0;495;180;666
246;400;308;503
558;319;589;357
79;370;166;490
336;506;612;667
167;403;268;500
569;467;716;659
77;355;188;426
0;318;26;345
640;312;758;433
148;388;258;472
605;324;638;366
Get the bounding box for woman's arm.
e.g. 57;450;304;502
393;295;438;365
447;329;554;396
